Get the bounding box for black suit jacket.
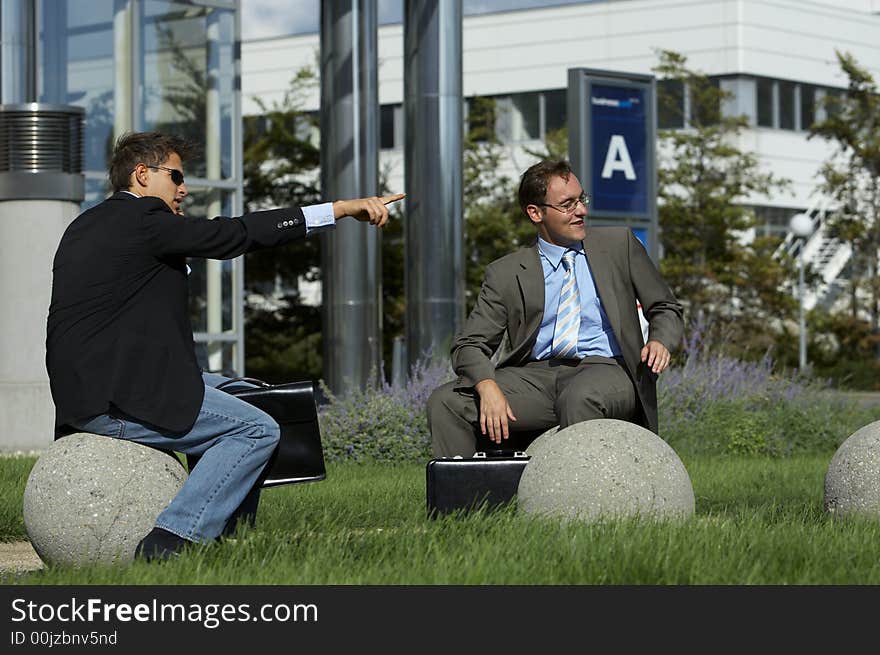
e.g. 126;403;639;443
46;192;309;434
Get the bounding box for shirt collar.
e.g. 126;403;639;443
120;190;141;198
537;237;584;270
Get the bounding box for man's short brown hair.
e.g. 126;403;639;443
517;159;575;214
108;131;198;192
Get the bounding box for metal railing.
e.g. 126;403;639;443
776;194;852;311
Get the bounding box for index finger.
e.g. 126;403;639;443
381;193;406;205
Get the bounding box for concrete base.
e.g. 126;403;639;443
0;199;78;452
0;382;54;451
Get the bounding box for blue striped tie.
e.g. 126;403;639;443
551;250;580;358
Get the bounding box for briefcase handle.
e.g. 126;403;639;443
474;450;528;458
216;376;272;391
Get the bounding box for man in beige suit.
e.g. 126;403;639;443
428;159;684;457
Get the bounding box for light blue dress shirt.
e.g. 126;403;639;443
301;202;336;235
531;237;622;360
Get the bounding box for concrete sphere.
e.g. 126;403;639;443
824;420;880;519
517;419;695;522
23;433;187;566
524;425;559;458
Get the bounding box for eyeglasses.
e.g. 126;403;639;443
537;192;591;214
134;164;184;186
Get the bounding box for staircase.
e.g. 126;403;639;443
777;195;852;311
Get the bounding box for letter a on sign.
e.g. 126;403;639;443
601;135;636;180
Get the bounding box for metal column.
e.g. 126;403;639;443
320;1;381;395
205;9;224;372
1;0;37;104
403;0;464;369
113;0;134;137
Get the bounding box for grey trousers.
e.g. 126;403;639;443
427;356;637;457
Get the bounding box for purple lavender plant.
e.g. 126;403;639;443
318;355;454;462
659;317;819;417
656;318;864;455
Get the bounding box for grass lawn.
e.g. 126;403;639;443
2;454;879;585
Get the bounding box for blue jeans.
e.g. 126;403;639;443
71;373;281;543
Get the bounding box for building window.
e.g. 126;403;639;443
779;81;795;130
757;78;774;127
379;104;404;151
466;96;496;142
720;77;756;126
692;77;721;126
543;88;566;134
751;205;803;237
495;92;540;142
657;79;685;129
380;104;396;149
824;88;845;119
709;76;845;133
140;2;237;179
800;84;816;131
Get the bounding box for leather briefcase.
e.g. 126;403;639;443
187;377;326;488
426;450;530;517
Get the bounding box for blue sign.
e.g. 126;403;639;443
590;84;648;214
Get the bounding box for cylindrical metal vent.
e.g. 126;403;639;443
0;103;85;202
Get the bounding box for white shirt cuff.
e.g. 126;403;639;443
302;202;335;235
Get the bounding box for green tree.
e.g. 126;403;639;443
376;98;534;370
653;50;795;355
378;162;406;374
809;51;880;342
241;67;324;383
462;97;535;308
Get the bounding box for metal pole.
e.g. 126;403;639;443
403;0;464;370
320;1;381;395
1;0;37;104
113;0;133;137
205;9;223;372
798;249;806;370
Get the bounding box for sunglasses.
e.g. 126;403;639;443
147;165;185;186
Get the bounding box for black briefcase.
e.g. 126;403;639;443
426;450;530;517
187;377;326;488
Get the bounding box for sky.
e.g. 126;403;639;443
240;0;596;40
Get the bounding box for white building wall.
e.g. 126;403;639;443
241;0;880;210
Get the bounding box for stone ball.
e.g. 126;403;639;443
23;433;187;566
524;425;559;458
517;419;695;522
824;420;880;519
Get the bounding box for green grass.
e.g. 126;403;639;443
3;454;880;585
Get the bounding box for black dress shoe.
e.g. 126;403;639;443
135;527;190;562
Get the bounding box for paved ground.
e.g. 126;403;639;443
0;541;43;575
847;391;880;406
821;390;880;407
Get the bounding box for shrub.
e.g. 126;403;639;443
658;325;880;456
316;327;880;462
318;357;454;462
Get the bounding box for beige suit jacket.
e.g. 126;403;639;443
450;226;684;433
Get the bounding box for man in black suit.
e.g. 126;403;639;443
46;131;403;560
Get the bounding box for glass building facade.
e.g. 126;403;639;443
35;0;244;374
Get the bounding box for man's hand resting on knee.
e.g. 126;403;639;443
640;339;671;374
475;379;517;444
